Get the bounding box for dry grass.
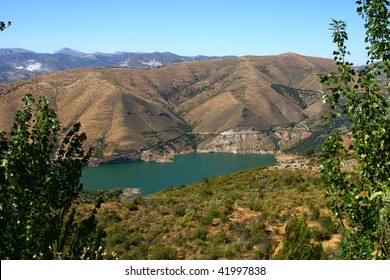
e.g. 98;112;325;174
0;54;336;161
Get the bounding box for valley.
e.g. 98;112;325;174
0;52;335;164
0;51;353;260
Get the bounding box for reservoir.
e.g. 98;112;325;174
81;153;276;196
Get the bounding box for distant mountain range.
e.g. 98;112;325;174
0;53;336;163
0;48;231;83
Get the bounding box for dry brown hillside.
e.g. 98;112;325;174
0;53;335;162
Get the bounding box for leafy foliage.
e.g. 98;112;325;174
0;20;11;31
275;217;327;260
319;0;390;259
0;94;103;259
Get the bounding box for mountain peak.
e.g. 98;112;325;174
0;48;36;55
278;52;301;57
55;48;89;58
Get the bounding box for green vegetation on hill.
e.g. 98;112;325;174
271;84;319;109
283;112;351;156
283;130;326;155
92;166;339;260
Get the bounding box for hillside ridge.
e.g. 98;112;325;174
91;161;340;259
0;53;336;163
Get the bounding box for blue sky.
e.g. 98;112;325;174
1;0;367;64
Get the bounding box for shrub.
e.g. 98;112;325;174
125;196;143;211
248;198;263;211
190;225;208;241
148;244;177;260
172;204;187;217
275;217;327;260
201;208;220;226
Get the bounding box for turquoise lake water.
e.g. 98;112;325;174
81;153;276;196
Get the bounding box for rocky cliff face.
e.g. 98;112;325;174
196;128;312;155
197;130;277;154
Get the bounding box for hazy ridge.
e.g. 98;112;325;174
0;48;230;84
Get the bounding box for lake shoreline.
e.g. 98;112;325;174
82;153;278;195
89;149;277;166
